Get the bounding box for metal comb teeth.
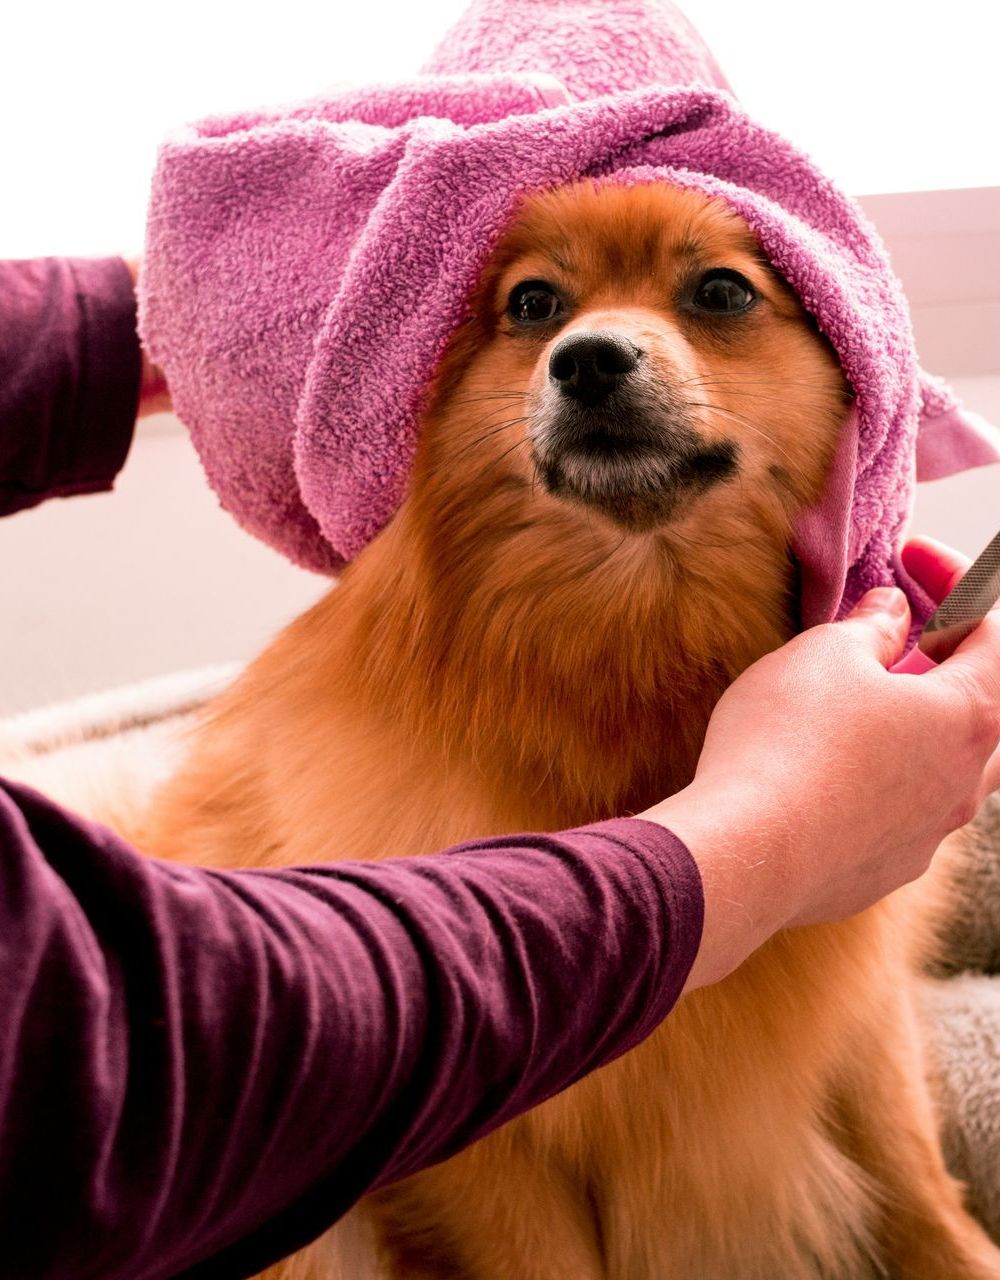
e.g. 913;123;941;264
918;529;1000;662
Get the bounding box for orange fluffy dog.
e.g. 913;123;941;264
136;182;1000;1278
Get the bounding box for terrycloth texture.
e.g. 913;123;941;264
139;0;1000;625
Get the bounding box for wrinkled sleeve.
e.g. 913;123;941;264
0;257;139;514
0;778;703;1280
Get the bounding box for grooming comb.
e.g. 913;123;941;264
917;529;1000;663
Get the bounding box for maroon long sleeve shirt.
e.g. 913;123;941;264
0;257;705;1279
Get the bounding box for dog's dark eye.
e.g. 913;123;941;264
692;269;756;314
507;280;562;325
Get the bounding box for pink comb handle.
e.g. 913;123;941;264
891;647;937;675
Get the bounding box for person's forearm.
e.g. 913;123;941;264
0;779;701;1279
642;779;791;993
0;256;140;515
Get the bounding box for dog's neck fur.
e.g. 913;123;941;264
249;179;840;840
295;468;795;829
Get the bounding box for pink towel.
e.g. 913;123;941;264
138;0;1000;627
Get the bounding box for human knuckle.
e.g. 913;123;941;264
969;691;1000;754
870;614;897;648
947;792;981;832
949;669;997;747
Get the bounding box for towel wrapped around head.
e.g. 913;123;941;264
138;0;1000;628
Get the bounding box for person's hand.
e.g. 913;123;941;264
124;257;172;418
644;537;1000;990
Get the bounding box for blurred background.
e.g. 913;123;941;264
1;0;997;713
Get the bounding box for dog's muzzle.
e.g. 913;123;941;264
531;330;739;530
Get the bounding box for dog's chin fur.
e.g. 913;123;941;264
535;435;740;531
132;182;1000;1280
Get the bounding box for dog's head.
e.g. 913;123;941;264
416;181;850;571
356;182;855;801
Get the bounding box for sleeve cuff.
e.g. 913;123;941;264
567;815;705;1033
0;256;141;516
64;255;142;498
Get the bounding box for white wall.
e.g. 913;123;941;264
1;0;996;260
911;379;1000;559
0;417;326;714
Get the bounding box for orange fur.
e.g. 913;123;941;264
136;183;1000;1278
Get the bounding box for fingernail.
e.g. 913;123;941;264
859;587;908;616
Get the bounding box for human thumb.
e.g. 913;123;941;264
840;587;912;669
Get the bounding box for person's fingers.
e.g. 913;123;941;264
838;587;912;668
932;611;1000;723
901;536;970;605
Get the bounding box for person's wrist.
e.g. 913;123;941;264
639;777;796;993
137;354;171;417
123;256;171;418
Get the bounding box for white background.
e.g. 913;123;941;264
1;0;997;257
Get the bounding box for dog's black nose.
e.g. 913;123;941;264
549;331;642;405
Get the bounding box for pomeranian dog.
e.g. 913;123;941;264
131;181;1000;1279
